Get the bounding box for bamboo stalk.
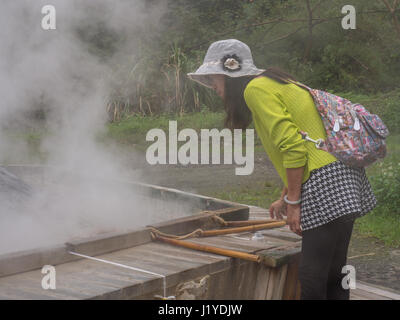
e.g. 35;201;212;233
224;220;281;228
154;235;261;263
149;220;286;241
202;221;286;237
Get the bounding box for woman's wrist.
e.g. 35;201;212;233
283;194;301;205
286;194;301;201
280;187;288;200
286;190;301;202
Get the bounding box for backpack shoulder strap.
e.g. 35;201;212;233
287;79;312;91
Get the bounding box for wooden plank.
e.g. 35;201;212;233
223;232;297;247
0;257;151;300
350;288;390;300
273;265;288;300
248;205;268;212
234;261;255;300
260;228;302;242
133;242;225;264
207;268;232;299
66;228;152;258
258;247;301;268
235;262;248;299
98;245;239;294
355;282;400;300
188;237;257;253
350;292;369;300
248;207;269;218
350;291;370;300
248;214;269;220
187;237;278;253
103;249;203;276
0;245;80;278
223;260;240;299
248;211;269;216
0;285;73;300
242;262;259;300
253;265;271;300
254;234;298;246
282;257;300;300
84;268;149;288
0;273;85;300
122;244;232;276
265;267;279;300
202;235;280;250
295;281;301;300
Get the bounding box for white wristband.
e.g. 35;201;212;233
283;194;301;205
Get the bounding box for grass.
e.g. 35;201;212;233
205;181;283;210
355;211;400;247
105;109;265;154
354;133;400;247
106;110;225;147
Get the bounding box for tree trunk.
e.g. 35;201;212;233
381;0;400;39
303;0;314;62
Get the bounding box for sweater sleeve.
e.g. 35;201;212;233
244;83;308;168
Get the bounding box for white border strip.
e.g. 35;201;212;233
69;251;167;298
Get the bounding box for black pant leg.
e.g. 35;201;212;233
298;222;338;300
326;217;355;300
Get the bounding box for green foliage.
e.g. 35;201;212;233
355;211;400;247
356;157;400;246
370;161;400;215
354;133;400;246
378;93;400;135
77;0;400;119
334;89;400;134
106;111;225;145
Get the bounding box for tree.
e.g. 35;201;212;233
381;0;400;39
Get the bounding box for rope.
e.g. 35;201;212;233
148;210;232;240
210;215;228;226
150;227;204;240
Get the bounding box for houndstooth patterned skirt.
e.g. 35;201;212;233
300;160;377;231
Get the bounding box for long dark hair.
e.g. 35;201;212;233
223;67;297;130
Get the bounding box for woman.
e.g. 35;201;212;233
187;39;377;300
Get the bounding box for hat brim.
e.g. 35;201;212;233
187;62;265;88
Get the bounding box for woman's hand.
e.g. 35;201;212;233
286;203;302;236
268;198;287;220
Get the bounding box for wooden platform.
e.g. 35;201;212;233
350;282;400;300
0;201;398;300
0;203;301;299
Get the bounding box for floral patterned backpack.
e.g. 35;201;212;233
291;81;389;168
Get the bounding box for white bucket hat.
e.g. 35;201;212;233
187;39;265;88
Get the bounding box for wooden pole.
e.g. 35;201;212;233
154;235;261;263
202;221;286;237
224;219;281;228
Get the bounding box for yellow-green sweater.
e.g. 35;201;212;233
244;76;337;188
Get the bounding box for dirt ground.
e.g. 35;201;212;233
125;148;400;293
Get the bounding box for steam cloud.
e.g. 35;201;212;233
0;0;193;254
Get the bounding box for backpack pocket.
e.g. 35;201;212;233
352;103;389;138
360;114;389;139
